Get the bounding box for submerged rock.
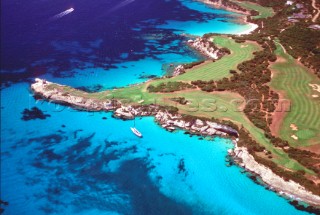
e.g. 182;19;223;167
21;107;51;121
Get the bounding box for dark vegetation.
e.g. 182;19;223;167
191;0;320;196
196;34;232;58
209;0;248;13
175;112;319;195
183;60;205;70
237;127;320;196
148;81;195;93
286;148;320;175
160;106;179;114
241;0;320;77
279;24;320;77
143;0;320;198
192;42;280;138
170;97;188;105
240;0;286;10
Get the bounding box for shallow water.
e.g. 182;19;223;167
1;83;308;215
0;0;308;214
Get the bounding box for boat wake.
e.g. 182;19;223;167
108;0;135;13
50;8;74;21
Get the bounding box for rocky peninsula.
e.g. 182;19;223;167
31;78;320;208
29;1;320;210
31;78;238;138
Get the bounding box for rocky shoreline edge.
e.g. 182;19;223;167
172;37;230;76
31;78;239;138
230;147;320;208
31;78;320;208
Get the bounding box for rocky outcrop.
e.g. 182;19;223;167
31;78;116;111
188;37;221;59
230;146;320;206
173;65;185;76
31;78;238;138
31;78;320;207
155;111;238;137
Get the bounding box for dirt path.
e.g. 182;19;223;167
269;90;290;136
269;52;290;136
274;41;287;54
312;0;320;22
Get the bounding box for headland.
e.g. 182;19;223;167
30;0;320;211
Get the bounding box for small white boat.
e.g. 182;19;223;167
130;127;142;137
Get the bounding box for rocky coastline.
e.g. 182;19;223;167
172;65;185;76
31;78;238;139
171;37;230;76
187;37;223;60
31;78;320;208
230;146;320;207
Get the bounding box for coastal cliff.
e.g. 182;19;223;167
31;78;116;111
31;78;320;208
31;78;238;138
230;147;320;207
187;37;225;60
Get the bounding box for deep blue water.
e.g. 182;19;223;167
0;0;309;214
1;0;250;89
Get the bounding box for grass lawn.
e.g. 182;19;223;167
231;1;274;19
168;36;260;82
270;42;320;148
106;86;313;173
43;36;315;174
94;37;311;172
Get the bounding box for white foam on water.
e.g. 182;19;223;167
50;7;74;21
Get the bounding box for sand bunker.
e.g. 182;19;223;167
309;84;320;92
290;124;298;131
312;94;319;98
291;135;298;140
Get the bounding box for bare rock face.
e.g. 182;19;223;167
31;78;114;111
173;65;186;76
32;78;320;207
31;78;239;138
195;119;204;126
232;147;320;206
188;37;220;59
114;107;134;119
154;110;237;138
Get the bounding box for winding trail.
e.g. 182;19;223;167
312;0;320;22
274;40;287;54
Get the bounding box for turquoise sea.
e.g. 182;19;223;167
0;0;309;214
